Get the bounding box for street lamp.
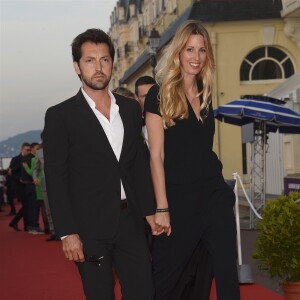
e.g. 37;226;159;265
148;27;160;77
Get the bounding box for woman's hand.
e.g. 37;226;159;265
155;212;171;236
145;215;163;235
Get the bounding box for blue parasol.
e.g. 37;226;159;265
214;95;300;229
214;95;300;133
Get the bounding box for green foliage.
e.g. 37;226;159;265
253;192;300;283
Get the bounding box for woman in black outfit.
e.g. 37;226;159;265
145;20;240;300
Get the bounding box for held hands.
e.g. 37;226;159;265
62;234;85;262
146;215;163;235
155;211;171;236
145;212;171;236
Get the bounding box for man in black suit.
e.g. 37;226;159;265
43;28;158;300
8;142;31;231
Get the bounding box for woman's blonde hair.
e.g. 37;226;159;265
155;20;215;127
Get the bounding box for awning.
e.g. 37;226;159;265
119;51;149;84
266;73;300;100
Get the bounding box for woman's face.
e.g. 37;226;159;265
180;34;207;78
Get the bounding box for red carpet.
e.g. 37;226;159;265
0;204;283;300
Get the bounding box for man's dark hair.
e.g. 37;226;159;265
71;28;115;63
112;86;136;99
21;142;30;149
135;76;156;95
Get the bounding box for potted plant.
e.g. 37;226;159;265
253;192;300;300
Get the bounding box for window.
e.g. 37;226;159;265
129;4;136;18
240;46;294;82
118;6;124;20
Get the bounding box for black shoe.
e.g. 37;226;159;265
9;223;21;232
46;234;59;241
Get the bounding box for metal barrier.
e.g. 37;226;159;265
227;173;254;284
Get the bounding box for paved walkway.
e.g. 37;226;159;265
237;194;283;296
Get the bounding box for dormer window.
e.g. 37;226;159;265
129;4;136;17
118;6;125;20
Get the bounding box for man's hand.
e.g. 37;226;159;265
62;234;85;262
145;215;164;235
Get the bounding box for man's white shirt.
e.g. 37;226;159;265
82;88;126;200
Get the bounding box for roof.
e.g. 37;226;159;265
120;51;150;84
190;0;282;22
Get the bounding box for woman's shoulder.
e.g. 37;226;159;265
144;84;160;115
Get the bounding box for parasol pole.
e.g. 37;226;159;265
262;121;267;210
250;141;255;229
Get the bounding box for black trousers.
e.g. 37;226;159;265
6;186;16;214
39;200;49;231
76;209;154;300
152;178;240;300
26;183;39;228
9;182;27;229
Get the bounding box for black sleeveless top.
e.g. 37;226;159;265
144;83;223;184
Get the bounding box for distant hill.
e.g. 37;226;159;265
0;130;42;158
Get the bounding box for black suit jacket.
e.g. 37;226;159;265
43;90;155;239
9;154;23;181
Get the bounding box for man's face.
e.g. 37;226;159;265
74;41;113;92
21;146;30;156
136;84;154;112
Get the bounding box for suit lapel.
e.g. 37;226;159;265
74;90;119;163
115;95;129;162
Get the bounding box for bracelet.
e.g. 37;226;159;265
156;208;169;213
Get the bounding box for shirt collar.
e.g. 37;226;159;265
81;88;120;121
81;87;117;110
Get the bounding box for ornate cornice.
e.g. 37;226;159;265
284;18;300;49
281;0;300;50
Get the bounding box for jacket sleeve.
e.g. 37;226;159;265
32;155;41;180
133;103;156;217
9;156;21;175
43;106;78;237
23;157;34;176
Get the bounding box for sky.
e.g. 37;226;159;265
0;0;117;142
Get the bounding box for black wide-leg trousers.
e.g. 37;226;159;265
152;178;240;300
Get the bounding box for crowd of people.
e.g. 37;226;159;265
0;141;58;241
2;20;240;300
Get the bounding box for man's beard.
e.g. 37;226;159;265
81;72;111;91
